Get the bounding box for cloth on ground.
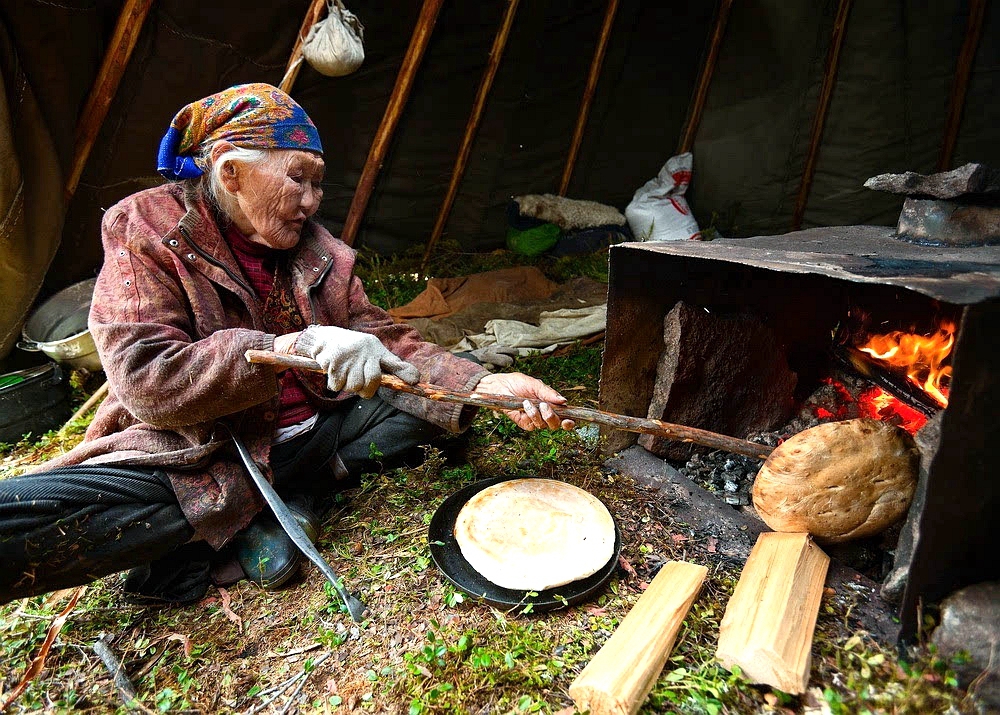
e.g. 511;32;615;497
402;276;608;350
453;304;607;354
387;266;557;322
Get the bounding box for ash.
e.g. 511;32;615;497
675;368;872;505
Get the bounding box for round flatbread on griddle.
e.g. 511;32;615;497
453;478;615;592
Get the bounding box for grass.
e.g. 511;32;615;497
0;246;976;714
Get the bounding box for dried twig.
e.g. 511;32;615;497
0;586;86;710
244;653;330;715
93;634;157;713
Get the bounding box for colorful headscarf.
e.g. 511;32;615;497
156;83;323;180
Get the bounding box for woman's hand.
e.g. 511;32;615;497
473;372;576;432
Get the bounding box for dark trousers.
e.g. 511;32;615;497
0;396;441;604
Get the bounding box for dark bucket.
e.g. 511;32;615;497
0;363;72;444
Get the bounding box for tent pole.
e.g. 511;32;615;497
420;0;520;273
65;0;155;202
340;0;444;247
937;0;986;172
677;0;733;155
791;0;853;231
557;0;620;197
280;0;329;93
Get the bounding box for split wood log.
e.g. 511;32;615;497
66;0;155;202
752;418;919;543
340;0;444;246
716;532;830;694
244;350;774;459
569;561;707;715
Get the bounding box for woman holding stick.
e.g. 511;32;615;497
0;84;572;606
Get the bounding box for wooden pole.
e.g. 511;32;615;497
420;0;521;272
557;0;620;197
569;561;707;715
937;0;987;172
280;0;330;93
65;0;155;202
676;0;734;154
340;0;444;247
245;349;774;459
790;0;853;231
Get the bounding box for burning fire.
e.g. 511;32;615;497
856;321;955;407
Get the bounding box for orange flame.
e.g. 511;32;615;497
857;321;955;407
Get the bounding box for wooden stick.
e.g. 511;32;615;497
279;0;329;93
558;0;620;196
716;532;830;694
790;0;853;231
65;0;155;202
569;561;707;715
59;380;110;433
676;0;733;154
937;0;986;172
93;635;141;710
244;349;774;459
420;0;521;272
340;0;444;247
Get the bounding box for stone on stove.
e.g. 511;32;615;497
897;198;1000;247
639;301;797;460
865;162;1000;199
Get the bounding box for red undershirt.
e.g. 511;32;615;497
226;224;317;428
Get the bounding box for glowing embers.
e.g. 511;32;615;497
811;378;928;434
855;321;955;408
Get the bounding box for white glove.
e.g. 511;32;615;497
297;325;420;399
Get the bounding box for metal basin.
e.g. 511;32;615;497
18;278;102;371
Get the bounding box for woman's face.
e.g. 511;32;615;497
232;150;325;249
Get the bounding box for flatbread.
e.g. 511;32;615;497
454;479;615;591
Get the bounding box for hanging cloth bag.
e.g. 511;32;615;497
301;0;365;77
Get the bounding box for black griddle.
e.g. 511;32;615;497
428;475;621;612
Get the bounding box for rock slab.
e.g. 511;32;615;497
865;163;1000;199
639;302;797;460
932;581;1000;712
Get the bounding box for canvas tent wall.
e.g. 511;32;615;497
1;0;997;368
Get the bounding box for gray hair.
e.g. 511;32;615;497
199;143;270;218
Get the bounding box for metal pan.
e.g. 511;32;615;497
428;475;621;613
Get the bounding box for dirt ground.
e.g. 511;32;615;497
0;341;975;714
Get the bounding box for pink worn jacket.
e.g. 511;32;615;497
43;183;488;547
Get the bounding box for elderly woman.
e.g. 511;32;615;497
0;84;573;606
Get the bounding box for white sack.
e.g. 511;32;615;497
301;0;365;78
625;152;702;241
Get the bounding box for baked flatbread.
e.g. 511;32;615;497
454;478;615;591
